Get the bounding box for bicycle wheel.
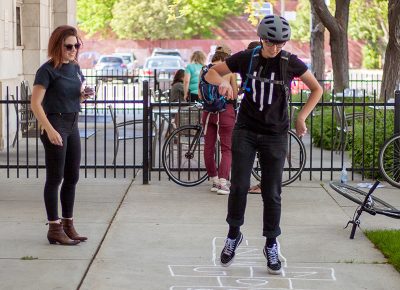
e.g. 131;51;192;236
252;130;306;186
329;181;398;214
379;134;400;189
162;125;208;187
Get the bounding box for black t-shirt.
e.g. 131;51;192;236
34;61;84;114
226;49;307;135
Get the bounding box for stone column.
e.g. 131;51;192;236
21;0;51;84
53;0;76;28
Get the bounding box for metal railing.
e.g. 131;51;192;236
1;78;399;183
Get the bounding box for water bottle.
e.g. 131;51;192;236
340;166;348;184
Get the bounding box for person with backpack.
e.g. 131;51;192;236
199;46;238;195
204;15;322;274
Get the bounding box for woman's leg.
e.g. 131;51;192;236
217;105;235;180
190;93;199;102
40;118;67;222
258;134;288;238
60;125;81;219
202;112;218;178
59;117;87;241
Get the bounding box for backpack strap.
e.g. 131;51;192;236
280;50;291;99
241;46;261;93
240;47;291;98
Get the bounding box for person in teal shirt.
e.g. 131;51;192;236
184;51;206;102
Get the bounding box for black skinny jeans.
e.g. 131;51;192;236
227;126;288;238
40;113;81;221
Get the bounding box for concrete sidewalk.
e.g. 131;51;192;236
1;172;400;289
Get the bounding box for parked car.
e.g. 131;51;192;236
112;52;138;72
94;55;129;84
139;56;185;82
151;48;182;59
78;51;100;69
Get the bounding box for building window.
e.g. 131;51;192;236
16;6;22;46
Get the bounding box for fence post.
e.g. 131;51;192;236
395;90;400;135
142;81;149;184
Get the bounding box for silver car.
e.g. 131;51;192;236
140;56;185;82
94;55;129;84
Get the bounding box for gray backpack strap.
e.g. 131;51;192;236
280;50;291;99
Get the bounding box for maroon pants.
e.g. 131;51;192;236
202;104;235;180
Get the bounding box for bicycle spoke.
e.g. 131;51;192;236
330;182;398;213
379;134;400;188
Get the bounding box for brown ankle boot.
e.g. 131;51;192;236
62;219;88;241
47;223;80;245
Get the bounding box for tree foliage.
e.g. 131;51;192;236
289;0;311;42
77;0;248;39
349;0;388;68
349;0;388;45
169;0;247;38
77;0;117;36
110;0;185;40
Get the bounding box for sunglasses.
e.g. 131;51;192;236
64;43;81;51
262;39;286;49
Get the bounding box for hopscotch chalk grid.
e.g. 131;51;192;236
168;237;336;289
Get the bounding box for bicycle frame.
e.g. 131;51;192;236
342;180;400;239
184;125;204;161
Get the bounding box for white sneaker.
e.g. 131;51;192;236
210;182;219;192
217;184;230;195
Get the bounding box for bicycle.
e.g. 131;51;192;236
378;133;400;189
251;130;306;186
329;180;400;239
162;104;306;187
329;128;400;239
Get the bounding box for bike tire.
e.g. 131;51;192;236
329;181;398;214
162;125;208;187
252;130;306;186
379;134;400;189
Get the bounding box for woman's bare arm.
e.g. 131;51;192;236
30;85;63;146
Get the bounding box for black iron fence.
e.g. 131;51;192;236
1;77;399;183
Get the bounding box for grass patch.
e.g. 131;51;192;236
365;229;400;272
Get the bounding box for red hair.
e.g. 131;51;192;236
48;25;82;68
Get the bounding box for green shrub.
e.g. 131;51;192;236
351;110;394;178
308;107;336;149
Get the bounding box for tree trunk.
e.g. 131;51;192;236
311;0;350;92
380;0;400;101
310;5;325;83
330;32;349;92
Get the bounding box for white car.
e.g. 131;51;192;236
140;55;185;82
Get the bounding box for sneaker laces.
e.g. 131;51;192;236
223;238;236;255
266;244;279;264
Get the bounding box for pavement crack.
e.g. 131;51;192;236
76;178;135;290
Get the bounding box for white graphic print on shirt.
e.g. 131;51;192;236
251;66;278;111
